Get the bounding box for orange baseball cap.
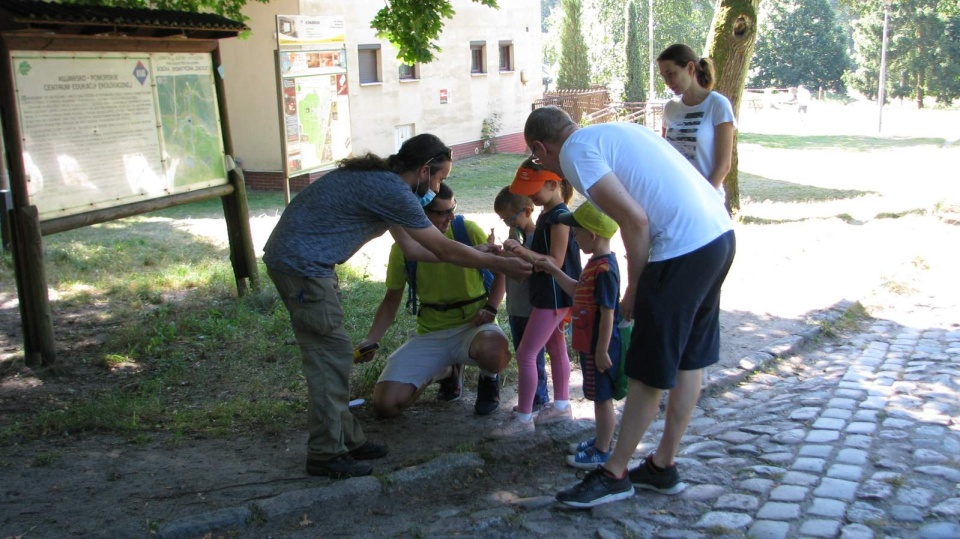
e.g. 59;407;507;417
509;166;562;196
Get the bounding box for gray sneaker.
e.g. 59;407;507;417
627;453;686;495
556;468;635;508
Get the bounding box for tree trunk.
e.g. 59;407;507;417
705;0;761;217
916;70;925;109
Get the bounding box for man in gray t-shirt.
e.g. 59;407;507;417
263;134;531;480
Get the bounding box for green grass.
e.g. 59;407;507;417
443;153;528;213
739;133;948;151
0;172;517;443
739;171;877;204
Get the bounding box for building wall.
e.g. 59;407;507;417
218;0;299;173
219;0;541;187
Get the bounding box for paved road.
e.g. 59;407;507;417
153;292;959;539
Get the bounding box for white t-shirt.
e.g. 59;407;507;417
663;91;736;187
559;122;732;262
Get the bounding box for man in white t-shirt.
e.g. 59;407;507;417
524;106;736;508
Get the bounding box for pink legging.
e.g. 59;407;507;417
516;307;571;414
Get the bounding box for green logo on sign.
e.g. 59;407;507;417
18;61;31;76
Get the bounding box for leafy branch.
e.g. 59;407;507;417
372;0;499;64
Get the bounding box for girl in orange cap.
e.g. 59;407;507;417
490;157;581;438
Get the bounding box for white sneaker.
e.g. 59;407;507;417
534;403;572;425
488;418;535;439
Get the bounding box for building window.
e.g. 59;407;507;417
470;41;486;74
398;63;419;80
499;41;513;72
358;44;381;84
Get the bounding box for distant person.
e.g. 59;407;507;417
493;187;550;412
797;84;811;114
489;158;582;439
524;106;735;508
361;183;507;419
536;202;622;470
657;44;736;202
263;134;531;480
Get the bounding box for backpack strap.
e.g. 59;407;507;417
451;215;470;245
404;259;419;315
452;215;495;293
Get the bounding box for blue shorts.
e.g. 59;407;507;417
579;352;618;401
625;230;736;389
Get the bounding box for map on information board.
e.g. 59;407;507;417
291;74;351;172
11;52;228;220
276;15;352;177
155;54;226;188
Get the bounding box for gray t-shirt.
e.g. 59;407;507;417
263;168;431;278
505;229;535;318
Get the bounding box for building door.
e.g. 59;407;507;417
395;124;414;152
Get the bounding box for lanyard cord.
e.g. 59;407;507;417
544;226;560;314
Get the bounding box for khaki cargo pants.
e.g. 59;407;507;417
268;269;366;461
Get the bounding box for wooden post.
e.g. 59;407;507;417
212;44;260;296
1;36;55;365
12;206;56;366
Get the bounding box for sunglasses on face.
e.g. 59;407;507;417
427;202;457;217
423;147;454;168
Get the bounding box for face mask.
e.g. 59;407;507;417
413;168;436;207
418;189;436;207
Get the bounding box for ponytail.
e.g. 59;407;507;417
559;179;575;205
697;57;716;90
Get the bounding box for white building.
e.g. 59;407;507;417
218;0;543;190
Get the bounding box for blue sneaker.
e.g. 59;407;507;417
568;437;597;455
566;445;611;470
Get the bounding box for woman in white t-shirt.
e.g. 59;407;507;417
657;44;736;201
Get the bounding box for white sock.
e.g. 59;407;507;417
515;413;533;422
553;400;570;410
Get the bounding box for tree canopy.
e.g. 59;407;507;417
844;0;960;107
582;0;714;99
557;0;591;89
749;0;849;93
623;0;646;101
371;0;500;64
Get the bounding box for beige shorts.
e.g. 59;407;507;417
377;322;507;387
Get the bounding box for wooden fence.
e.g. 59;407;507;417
533;88;664;131
532;88;610;124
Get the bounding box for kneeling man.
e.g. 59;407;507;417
357;183;509;417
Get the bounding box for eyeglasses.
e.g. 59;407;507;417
528;143;543;165
502;208;525;226
426;202;457;217
423;147;454;168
